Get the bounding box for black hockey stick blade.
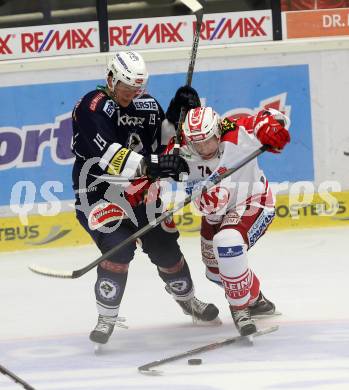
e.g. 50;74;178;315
0;364;36;390
138;325;279;375
29;145;268;279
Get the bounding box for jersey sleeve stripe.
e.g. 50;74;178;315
99;143;123;170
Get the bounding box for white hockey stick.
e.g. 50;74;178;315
28;145;268;279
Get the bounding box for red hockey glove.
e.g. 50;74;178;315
124;178;161;207
254;110;290;153
124;178;151;207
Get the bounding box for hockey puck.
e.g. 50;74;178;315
188;358;202;365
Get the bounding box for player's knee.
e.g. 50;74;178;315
212;228;245;249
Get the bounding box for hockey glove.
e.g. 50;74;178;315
166;85;201;127
145;154;190;181
124;178;161;207
254;110;290;153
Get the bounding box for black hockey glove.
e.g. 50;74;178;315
145;154;190;181
166;85;201;127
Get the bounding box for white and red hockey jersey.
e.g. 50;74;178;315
165;115;274;222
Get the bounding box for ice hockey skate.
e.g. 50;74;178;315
90;314;117;351
165;286;220;324
230;306;257;337
176;296;220;323
249;292;281;318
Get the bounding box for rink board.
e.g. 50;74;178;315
0;191;348;252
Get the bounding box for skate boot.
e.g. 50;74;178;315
89;315;117;344
249;292;276;317
176;296;220;321
230;306;257;336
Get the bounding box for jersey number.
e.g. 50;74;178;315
198;165;212;177
93;133;107;151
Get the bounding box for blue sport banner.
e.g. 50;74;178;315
0;64;312;207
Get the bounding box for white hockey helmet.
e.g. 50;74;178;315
183;107;221;158
106;51;148;92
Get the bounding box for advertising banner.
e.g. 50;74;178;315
108;10;273;51
0;62;312;220
1;190;348;252
0;10;272;61
0;21;100;60
0;64;312;214
283;7;349;38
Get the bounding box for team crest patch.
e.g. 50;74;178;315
97;278;120;301
220;117;237;136
194;186;230;215
168;278;190;295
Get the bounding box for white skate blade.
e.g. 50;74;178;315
94;343;104;355
245;334;254;345
191;316;223;327
252;310;282;320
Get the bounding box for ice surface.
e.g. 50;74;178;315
0;227;349;389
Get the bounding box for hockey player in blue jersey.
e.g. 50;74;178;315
72;50;219;345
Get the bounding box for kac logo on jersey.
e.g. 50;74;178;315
217;245;244;258
195;186;230;215
103;100;116;118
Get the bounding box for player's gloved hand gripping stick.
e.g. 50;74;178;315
29;145;268;279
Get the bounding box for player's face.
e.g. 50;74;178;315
113;81;141;107
192;135;219;160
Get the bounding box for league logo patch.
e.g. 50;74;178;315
103;100;116;117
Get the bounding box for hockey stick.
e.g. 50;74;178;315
0;364;36;390
138;325;279;375
173;0;204;151
28;145;268;279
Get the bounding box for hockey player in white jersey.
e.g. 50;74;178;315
165;106;290;336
